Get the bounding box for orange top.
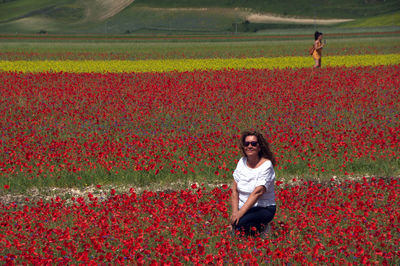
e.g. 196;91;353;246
313;40;323;60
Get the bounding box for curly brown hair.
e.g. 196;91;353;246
240;130;276;166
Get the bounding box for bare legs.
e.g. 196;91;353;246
313;58;321;68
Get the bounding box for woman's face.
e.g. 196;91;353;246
318;34;323;41
243;135;260;157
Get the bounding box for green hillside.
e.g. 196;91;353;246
0;0;399;34
0;0;73;22
133;0;400;19
341;11;400;27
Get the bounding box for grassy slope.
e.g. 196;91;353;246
132;0;400;19
0;0;72;22
85;6;242;34
1;36;400;60
0;0;399;34
0;0;85;33
340;11;400;28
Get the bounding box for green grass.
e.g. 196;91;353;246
1;36;399;60
0;6;240;34
89;6;240;34
0;0;72;22
0;0;399;34
0;159;233;193
41;5;85;23
1;156;399;194
255;25;400;35
341;11;400;28
132;0;400;19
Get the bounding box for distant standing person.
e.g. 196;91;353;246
312;31;324;68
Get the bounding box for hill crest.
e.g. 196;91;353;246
0;0;398;34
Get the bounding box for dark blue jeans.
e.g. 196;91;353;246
234;205;276;236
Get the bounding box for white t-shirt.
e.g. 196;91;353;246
233;157;276;209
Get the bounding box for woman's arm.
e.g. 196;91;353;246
314;40;324;50
230;185;266;225
230;180;239;224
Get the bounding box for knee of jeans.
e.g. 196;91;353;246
234;218;247;228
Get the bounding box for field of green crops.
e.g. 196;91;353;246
1;34;400;61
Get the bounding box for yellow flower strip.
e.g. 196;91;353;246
1;54;399;73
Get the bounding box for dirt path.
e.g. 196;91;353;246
1;175;384;206
247;13;353;25
112;7;353;25
0;182;219;206
84;0;135;22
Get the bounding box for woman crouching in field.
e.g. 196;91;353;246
230;130;277;237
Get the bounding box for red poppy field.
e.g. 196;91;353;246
1;66;400;187
1;179;399;264
1;63;400;263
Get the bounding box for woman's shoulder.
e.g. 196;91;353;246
260;158;273;169
237;156;246;165
234;157;248;173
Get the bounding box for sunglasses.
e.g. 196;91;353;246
244;141;258;147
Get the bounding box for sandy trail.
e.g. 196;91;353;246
1;175;380;206
247;13;353;25
85;0;135;21
94;5;352;25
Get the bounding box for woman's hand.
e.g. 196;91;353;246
230;211;241;225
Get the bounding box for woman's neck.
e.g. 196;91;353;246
246;155;260;168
